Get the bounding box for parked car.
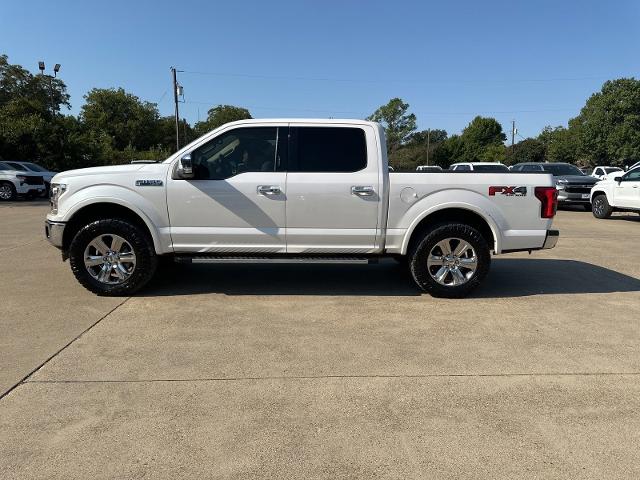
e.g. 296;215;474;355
3;161;57;196
416;165;442;172
45;119;559;298
0;161;46;200
590;166;640;218
510;162;598;210
449;162;510;172
590;166;623;180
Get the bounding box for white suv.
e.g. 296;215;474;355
591;166;640;218
3;161;57;196
0;161;46;200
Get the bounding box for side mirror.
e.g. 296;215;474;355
616;176;623;184
176;154;194;179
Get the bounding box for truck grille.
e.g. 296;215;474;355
24;175;44;185
565;185;592;194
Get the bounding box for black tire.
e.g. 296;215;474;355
592;194;613;219
0;181;17;201
582;203;592;212
69;218;157;296
408;223;491;298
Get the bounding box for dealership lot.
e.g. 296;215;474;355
1;201;640;479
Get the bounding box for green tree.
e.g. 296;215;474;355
0;54;71;168
80;87;160;151
458;116;506;162
508;138;545;165
194;105;252;137
568;78;640;166
538;126;579;164
367;98;417;153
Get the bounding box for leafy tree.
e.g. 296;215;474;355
367;98;417;153
432;135;465;168
457;116;506;162
194;105;252;137
569;78;640;166
508;138;545;165
538;126;579;164
80;87;160;151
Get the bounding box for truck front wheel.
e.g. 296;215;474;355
69;218;158;296
408;223;491;298
592;194;613;219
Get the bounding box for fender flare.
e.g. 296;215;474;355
399;200;503;255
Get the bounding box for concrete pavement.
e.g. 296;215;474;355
1;202;640;478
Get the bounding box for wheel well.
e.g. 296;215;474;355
592;190;606;199
62;203;154;254
406;208;496;254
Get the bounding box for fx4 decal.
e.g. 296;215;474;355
489;186;527;196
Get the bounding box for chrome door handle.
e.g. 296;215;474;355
257;185;282;195
351;185;374;196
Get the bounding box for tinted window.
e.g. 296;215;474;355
190;127;279;180
0;162;13;171
624;167;640;181
541;164;583;176
522;164;544;172
6;162;27;171
454;165;471;171
473;164;509;172
604;167;621;174
290;127;367;172
510;165;522;171
23;162;48;172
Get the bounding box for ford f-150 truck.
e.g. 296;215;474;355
45;119;559;298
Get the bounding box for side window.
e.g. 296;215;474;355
289;127;367;173
456;165;471;171
623;168;640;181
595;168;603;176
522;165;540;172
511;165;521;171
190;127;279;180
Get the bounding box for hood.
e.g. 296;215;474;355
51;164;149;183
555;175;598;184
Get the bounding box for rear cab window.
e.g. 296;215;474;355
289;127;367;172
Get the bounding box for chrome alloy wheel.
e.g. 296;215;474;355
0;184;13;200
83;234;136;284
427;237;478;287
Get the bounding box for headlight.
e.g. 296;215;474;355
49;183;67;214
555;179;567;190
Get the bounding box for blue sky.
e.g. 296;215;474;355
2;0;639;139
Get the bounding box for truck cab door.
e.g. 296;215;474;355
166;125;287;253
284;125;382;253
614;168;640;209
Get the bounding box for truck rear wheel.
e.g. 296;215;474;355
69;218;157;296
408;223;490;298
592;194;613;219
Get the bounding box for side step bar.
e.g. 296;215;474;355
174;255;379;265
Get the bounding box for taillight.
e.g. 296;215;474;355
534;186;558;218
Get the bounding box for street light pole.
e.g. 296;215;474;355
38;61;60;117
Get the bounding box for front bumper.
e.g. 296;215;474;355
542;229;559;249
45;220;65;248
557;190;593;204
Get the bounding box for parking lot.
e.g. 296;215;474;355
1;200;639;479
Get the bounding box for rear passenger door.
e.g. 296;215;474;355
285;125;381;253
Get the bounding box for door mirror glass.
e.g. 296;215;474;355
178;154;194;179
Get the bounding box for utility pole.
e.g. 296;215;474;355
171;67;180;151
426;128;431;165
511;120;516;154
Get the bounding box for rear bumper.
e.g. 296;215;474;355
45;220;65;248
542;229;559;249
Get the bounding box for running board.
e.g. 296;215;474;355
174;255;378;265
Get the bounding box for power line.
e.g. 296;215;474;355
179;69;630;86
183;100;577;116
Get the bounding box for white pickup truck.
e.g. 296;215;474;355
45;119;559;298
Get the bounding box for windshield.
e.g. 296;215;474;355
0;162;13;171
473;164;509;172
22;162;47;172
541;164;583;176
604;167;622;174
